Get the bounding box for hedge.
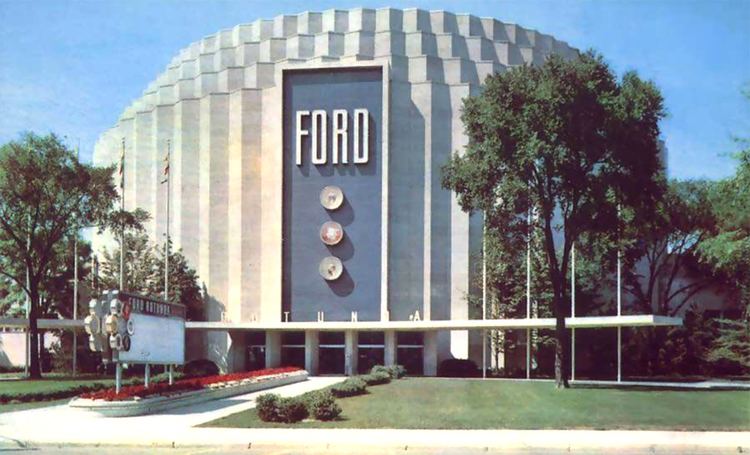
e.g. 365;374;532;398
330;377;367;398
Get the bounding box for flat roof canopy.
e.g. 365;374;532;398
0;315;681;333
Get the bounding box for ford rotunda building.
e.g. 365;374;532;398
93;8;581;375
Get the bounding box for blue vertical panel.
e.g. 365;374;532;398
283;68;383;321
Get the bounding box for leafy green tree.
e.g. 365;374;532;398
623;179;719;316
0;133;119;378
99;231;158;293
99;232;203;321
150;242;204;321
700;146;750;370
442;51;666;387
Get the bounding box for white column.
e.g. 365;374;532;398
305;330;319;375
345;330;358;376
617;239;623;383
526;206;531;380
571;242;576;382
384;330;396;366
423;331;438;376
265;331;281;368
482;224;487;379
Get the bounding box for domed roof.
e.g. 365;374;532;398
115;7;576;122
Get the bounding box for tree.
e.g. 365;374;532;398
99;231;158;293
701;146;750;370
623;179;719;316
99;232;204;321
442;51;666;387
0;133;119;378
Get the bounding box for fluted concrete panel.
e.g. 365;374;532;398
349;8;376;32
457;14;483;37
297;12;322;34
152;105;173;242
274;15;298;38
344;31;375;57
134;111;155;236
403;8;431;33
172;99;200;265
376;8;403;32
322;9;349;33
232;24;254;46
430;11;457;35
405;32;437;57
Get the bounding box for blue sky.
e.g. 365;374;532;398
0;0;748;179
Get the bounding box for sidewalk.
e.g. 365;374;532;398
0;376;747;453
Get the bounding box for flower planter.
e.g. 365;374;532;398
69;370;308;417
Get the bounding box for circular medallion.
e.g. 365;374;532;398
84;314;99;335
320;221;344;246
319;256;344;281
109;333;123;350
122;334;131;352
104;314;119;334
109;298;122;315
126;319;135;336
320;186;344;210
122;301;132;320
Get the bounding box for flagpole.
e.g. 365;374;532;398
164;139;170;302
120;138;125;291
164;140;173;385
73;140;79;376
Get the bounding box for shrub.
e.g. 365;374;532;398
438;359;479;378
331;377;367;397
256;393;281;422
277;396;309;423
390;365;407;379
182;359;220;377
306;390;341;421
361;371;391;386
370;364;407;379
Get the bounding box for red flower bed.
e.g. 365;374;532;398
80;366;302;401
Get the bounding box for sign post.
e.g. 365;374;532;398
85;290;186;393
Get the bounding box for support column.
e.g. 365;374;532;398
571;329;576;381
423;331;438;376
305;330;319;376
617;327;622;383
228;331;246;373
384;330;396;366
344;330;358;376
265;331;281;368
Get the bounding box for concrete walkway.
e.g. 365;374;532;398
0;376;747;453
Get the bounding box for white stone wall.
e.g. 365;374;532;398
93;8;577;369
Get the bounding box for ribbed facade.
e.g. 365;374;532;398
93;8;577;371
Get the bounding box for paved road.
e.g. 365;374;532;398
1;376;747;454
0;444;744;454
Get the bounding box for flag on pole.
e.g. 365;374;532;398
119;139;125;190
161;142;170;184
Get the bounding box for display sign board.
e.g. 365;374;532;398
85;290;185;365
282;67;383;322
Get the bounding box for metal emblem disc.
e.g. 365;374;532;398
320;221;344;246
320;186;344;210
319;256;344;281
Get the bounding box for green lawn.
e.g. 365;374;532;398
0;374;121;413
204;378;750;431
0;375;114;396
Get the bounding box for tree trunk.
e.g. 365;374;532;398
553;288;570;389
28;286;41;379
